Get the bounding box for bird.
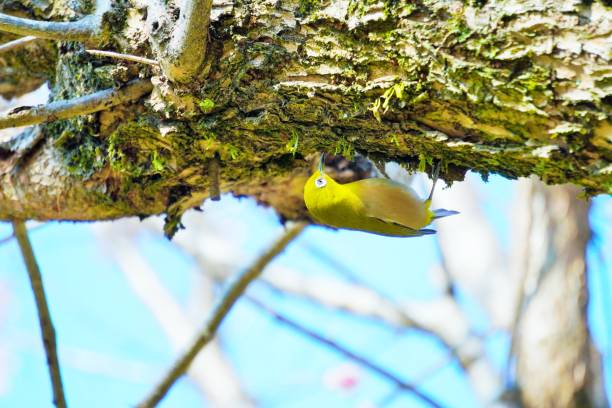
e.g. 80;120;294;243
303;155;458;237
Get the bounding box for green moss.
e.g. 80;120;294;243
417;153;434;173
107;119;171;178
286;130;300;156
348;0;415;19
197;98;216;113
334;138;354;159
297;0;323;17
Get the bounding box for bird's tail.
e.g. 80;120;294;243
432;208;459;219
416;228;437;235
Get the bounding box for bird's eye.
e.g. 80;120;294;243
315;177;327;188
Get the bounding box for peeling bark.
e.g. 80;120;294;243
0;0;610;228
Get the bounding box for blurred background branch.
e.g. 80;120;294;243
12;221;66;408
246;295;444;408
137;222;306;407
94;225;252;407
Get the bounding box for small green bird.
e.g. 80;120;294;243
303;156;457;237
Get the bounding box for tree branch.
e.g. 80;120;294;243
208;155;221;201
259;268;471;359
12;220;66;408
246;294;444;408
0;79;152;129
0;35;37;53
85;49;159;66
137;222;307;408
0;0;111;42
161;0;213;83
94;226;252;406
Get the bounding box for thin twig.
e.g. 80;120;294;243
0;0;111;42
0;231;15;246
0;35;37;53
433;240;458;297
12;220;66;408
137;222;307;408
208;155;221;201
0;79;152;129
298;243;466;363
98;228;252;406
0;222;47;246
246;295;444;408
85;49;159;66
378;348;458;407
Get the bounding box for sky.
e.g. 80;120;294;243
0;173;609;408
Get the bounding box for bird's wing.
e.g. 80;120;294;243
346;178;431;230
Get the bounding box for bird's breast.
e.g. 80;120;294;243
308;189;366;229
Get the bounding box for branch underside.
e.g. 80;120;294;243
0;0;610;224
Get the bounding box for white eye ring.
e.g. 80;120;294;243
315;177;327;188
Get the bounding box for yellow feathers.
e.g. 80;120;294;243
303;167;457;237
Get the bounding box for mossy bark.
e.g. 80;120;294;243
0;0;610;231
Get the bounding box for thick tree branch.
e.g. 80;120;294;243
0;79;152;129
137;222;306;408
12;221;66;408
0;0;610;224
246;295;444;408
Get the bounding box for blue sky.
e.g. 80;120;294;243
0;174;609;407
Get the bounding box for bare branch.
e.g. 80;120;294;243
0;35;37;53
0;13;98;41
137;222;307;408
95;228;252;406
260;268;470;353
432;241;458;297
0;232;13;245
0;79;152;130
0;0;111;42
161;0;213;83
12;220;66;408
85;49;159;66
0;222;46;245
246;295;444;408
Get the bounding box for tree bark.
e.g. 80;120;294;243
0;0;610;231
514;181;607;408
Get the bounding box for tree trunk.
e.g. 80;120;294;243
0;0;610;234
514;181;607;408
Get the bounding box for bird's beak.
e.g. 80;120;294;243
318;153;325;173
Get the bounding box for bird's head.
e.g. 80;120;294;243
310;170;334;190
312;153;331;188
304;154;338;207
